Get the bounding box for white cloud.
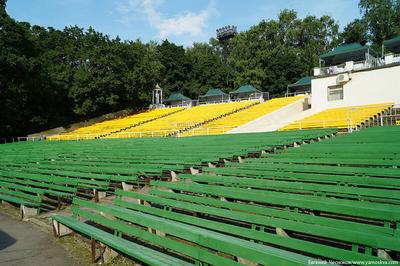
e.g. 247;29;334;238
117;0;217;40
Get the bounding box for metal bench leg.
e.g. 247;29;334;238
91;239;97;263
57;196;61;210
93;189;99;202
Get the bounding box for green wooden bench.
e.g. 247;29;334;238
115;189;392;262
223;162;400;179
150;180;400;223
52;215;191;266
202;167;400;189
0;184;42;218
70;197;312;266
178;173;400;204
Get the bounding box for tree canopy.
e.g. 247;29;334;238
0;0;398;138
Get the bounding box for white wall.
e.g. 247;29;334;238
311;64;400;111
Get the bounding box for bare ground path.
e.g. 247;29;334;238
0;211;82;266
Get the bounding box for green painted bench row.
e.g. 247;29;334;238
178;173;400;204
249;157;400;167
52;215;190;266
150;180;400;223
0;178;73;198
0;168;110;190
0;182;42;208
70;197;312;266
202;167;400;189
144;187;400;253
115;189;393;262
223;162;400;179
261;152;400;160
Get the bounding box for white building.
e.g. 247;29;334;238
311;42;400;111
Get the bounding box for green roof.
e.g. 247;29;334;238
165;92;191;102
288;76;311;88
320;43;376;66
203;88;228;97
383;35;400;53
230;85;260;94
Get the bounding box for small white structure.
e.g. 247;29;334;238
150;84;165;109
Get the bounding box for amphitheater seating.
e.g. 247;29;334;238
182;96;305;136
104;101;258;138
51;126;400;264
0;129;333;216
281;103;393;130
4;126;399;264
51;107;183;140
53;196;312;265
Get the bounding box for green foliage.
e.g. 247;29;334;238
228;10;340;97
341;19;368;44
358;0;400;45
0;2;397;138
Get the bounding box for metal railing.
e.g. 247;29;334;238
285;91;310;97
229;92;270;102
393;53;400;64
46;126;238;141
0;136;47;144
283;118;356;132
314;57;383;77
283;104;397;132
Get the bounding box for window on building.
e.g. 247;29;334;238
327;85;343;101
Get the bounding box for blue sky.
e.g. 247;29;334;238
6;0;361;46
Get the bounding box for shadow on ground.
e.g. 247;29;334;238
0;229;16;250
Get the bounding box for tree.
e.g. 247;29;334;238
228;10;339;97
359;0;400;45
0;0;6;14
185;43;230;98
341;19;368;44
157;40;189;95
0;2;397;138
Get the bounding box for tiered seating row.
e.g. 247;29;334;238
0;129;334;218
281;103;393;130
52;107;184;140
104;100;259;138
182;96;305;136
50;126;400;265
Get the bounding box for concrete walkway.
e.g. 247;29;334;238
0;212;81;266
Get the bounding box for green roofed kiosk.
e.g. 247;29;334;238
165;92;192;107
199;89;229;104
320;42;377;66
383;36;400;65
229;85;264;101
316;42;379;76
287;76;311;95
383;35;400;54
